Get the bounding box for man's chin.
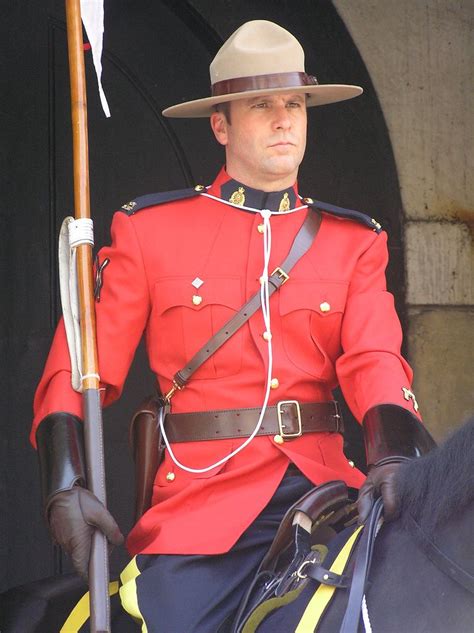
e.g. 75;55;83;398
263;158;300;180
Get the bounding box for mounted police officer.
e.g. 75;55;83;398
32;20;434;632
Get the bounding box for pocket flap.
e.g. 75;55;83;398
279;281;348;316
154;276;243;315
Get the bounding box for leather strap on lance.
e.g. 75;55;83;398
167;207;322;399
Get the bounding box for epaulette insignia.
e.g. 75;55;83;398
120;184;206;215
302;197;382;234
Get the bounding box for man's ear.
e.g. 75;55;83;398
210;111;228;146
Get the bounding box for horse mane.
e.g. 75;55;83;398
395;416;474;533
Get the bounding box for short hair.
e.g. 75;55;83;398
214;102;232;124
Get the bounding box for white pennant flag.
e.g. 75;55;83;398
80;0;110;117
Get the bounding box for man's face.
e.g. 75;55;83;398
210;92;307;190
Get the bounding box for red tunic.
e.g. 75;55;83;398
32;168;419;555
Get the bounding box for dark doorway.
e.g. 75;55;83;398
1;0;404;591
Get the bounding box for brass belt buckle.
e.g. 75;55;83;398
277;400;303;439
271;267;289;284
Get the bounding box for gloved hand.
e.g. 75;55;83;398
48;487;124;580
357;460;402;524
359;404;436;524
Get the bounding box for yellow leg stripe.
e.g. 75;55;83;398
119;556;148;633
295;526;363;633
59;581;119;633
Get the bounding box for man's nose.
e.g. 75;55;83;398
273;107;291;130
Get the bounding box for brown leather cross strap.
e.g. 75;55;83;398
164;400;342;443
168;208;322;396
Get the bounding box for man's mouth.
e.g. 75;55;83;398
270;141;294;148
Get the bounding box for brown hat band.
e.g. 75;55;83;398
211;71;318;97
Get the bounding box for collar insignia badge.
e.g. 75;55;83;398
279;192;290;212
229;186;246;206
121;200;137;212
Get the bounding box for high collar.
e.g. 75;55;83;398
207;167;299;213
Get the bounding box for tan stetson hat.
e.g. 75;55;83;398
162;20;362;118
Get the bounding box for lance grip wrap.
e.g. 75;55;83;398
36;413;87;515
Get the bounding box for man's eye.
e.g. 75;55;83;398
288;101;302;108
252;102;268;109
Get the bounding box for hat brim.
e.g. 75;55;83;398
162;84;363;118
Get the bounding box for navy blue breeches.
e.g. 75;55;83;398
120;469;313;633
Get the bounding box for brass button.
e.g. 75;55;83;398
192;295;203;306
262;331;272;341
257;223;265;233
166;472;175;482
194;184;205;192
273;434;284;444
348;460;355;468
259;276;266;285
303;197;314;204
270;378;279;389
319;301;331;313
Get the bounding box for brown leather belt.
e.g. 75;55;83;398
164;401;343;443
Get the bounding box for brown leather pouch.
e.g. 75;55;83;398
129;394;165;523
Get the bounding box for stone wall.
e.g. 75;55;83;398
333;0;474;439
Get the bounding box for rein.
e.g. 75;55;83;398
406;514;474;594
339;498;384;633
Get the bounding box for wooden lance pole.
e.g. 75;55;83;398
65;0;110;630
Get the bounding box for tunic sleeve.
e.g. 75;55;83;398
31;211;151;446
336;230;421;422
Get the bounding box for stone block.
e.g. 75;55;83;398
406;221;473;305
407;307;474;440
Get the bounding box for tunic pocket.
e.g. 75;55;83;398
279;280;348;379
150;276;244;379
152;439;233;504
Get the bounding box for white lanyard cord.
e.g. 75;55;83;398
160;197;307;474
159;208;274;473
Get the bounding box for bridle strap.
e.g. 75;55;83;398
406;514;474;594
339;497;384;633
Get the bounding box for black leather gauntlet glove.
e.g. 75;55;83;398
357;405;436;524
37;413;124;580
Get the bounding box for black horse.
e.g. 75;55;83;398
253;417;474;633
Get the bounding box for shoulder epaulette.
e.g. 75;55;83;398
120;184;206;215
301;197;382;234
